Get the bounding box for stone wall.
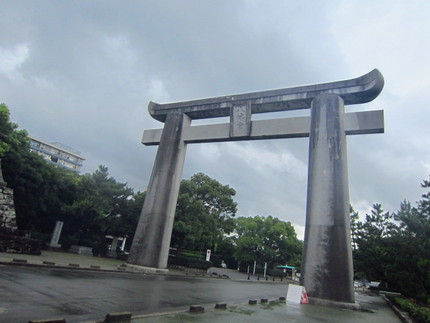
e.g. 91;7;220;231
0;186;18;231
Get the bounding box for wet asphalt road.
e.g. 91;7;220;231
0;266;287;322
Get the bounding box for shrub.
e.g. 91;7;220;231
209;254;222;267
59;236;77;250
92;239;108;257
28;231;50;245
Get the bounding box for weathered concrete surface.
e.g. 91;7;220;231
148;69;384;122
142;110;384;145
301;94;354;304
128;112;190;268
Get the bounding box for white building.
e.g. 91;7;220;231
29;136;85;173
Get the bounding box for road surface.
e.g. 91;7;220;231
0;266;286;322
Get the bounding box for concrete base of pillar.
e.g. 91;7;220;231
123;263;169;274
308;297;361;310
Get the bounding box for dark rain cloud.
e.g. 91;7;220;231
1;0;429;238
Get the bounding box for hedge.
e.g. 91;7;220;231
168;255;213;270
389;296;430;323
174;250;222;267
237;263;291;277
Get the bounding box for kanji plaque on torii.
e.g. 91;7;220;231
128;69;384;306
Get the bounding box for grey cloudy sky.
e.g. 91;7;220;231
1;1;429;239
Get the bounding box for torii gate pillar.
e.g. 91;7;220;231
301;94;354;304
127;112;190;268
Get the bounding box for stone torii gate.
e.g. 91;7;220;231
128;69;385;305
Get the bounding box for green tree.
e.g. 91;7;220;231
352;203;395;281
215;236;238;269
1;116;78;236
116;190;146;251
0;103;144;252
0;103;19;185
0;103;16;153
171;172;237;255
60;165;136;248
350;205;360;251
390;179;430;301
233;215;302;270
351;184;430;302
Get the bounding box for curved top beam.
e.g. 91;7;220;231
149;69;384;122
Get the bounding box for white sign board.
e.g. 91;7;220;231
206;249;211;261
286;284;309;304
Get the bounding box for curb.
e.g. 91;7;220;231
0;261;142;275
131;297;287;322
382;295;414;323
0;260;261;281
0;258;293;284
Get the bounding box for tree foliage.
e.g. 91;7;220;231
171;172;237;254
59;165;139;247
351;180;430;302
352;203;395;280
233;215;303;269
0;103;17;157
0;102;142;251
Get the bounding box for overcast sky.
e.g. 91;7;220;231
1;1;429;239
